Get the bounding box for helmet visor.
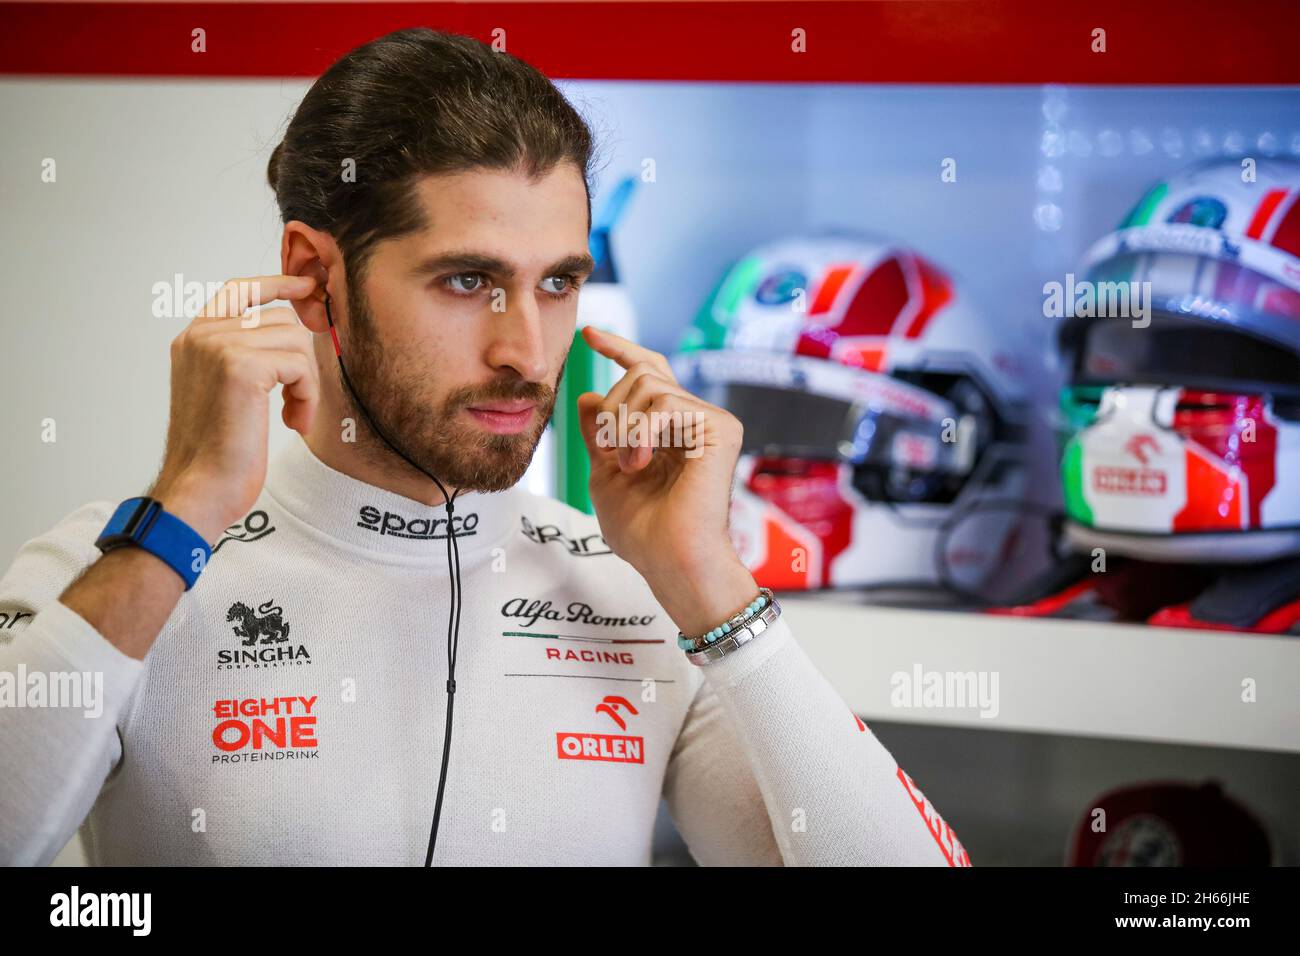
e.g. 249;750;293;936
672;350;979;491
1060;311;1300;397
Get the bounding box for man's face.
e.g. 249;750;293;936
339;164;594;492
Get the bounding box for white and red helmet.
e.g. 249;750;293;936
1058;159;1300;562
671;232;1032;592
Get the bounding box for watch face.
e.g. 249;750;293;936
120;497;163;538
96;532;133;551
97;498;162;552
96;528;140;553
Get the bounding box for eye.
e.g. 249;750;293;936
443;272;488;295
540;274;581;299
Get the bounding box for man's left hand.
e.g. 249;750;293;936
575;326;761;638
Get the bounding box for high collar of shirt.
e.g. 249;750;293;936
263;434;524;563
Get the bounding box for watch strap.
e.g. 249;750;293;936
95;496;211;590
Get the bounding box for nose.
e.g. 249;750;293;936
483;285;550;382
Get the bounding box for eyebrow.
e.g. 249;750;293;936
411;250;596;281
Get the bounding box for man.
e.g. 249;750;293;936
0;28;968;866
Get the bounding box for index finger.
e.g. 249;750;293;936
581;325;678;385
197;274;317;321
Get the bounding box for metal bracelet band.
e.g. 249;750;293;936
685;597;782;666
678;587;775;653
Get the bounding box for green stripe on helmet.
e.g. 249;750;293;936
678;255;764;353
1061;437;1094;526
1059;384;1105;432
1120;181;1169;228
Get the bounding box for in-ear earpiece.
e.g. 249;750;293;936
312;262;331;303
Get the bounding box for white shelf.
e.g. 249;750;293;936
781;596;1300;755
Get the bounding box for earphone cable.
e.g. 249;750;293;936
324;291;462;867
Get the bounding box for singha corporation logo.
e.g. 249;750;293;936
217;599;312;670
227;600;290;645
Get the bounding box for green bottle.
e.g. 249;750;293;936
553;176;639;514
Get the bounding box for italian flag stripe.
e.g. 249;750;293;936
1061;439;1093;525
1122;182;1169;228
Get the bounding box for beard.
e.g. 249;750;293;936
337;273;565;493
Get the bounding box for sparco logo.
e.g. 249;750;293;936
217;600;312;670
358;505;479;541
520;515;612;556
213;509;275;553
501;597;656;629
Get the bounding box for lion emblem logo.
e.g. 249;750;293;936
226;600;291;646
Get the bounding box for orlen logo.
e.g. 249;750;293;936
357;505;479;541
897;767;971;867
1094;433;1167;495
1124;434;1160;465
1094;467;1167;495
556;695;644;764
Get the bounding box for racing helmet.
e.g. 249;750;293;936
1058;158;1300;563
671;232;1031;592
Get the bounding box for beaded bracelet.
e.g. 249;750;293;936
676;587;781;665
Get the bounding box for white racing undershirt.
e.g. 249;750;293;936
0;435;969;866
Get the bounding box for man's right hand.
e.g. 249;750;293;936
147;274;321;544
54;273;323;661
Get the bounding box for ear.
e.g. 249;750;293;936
281;221;337;334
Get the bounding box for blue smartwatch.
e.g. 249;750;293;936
95;496;211;590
